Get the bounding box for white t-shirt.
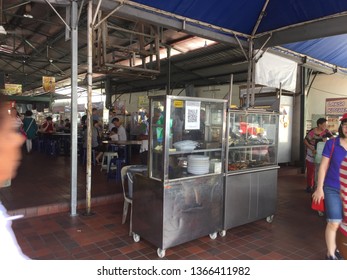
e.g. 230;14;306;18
110;134;119;141
117;125;127;141
0;203;30;259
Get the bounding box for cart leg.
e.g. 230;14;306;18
209;232;218;240
157;248;166;258
266;215;274;223
133;233;140;243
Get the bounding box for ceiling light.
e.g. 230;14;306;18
23;4;33;19
23;13;33;19
0;25;6;35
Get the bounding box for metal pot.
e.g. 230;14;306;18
177;157;188;168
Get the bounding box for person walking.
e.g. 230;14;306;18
22;110;38;154
0;95;29;259
312;114;346;260
304;118;333;193
10;107;23;132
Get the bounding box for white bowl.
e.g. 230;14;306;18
173;140;198;151
176;144;196;151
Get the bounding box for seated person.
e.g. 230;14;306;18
40;116;55;138
109;127;119;141
56;120;65;132
64;118;71;132
111;117;127;141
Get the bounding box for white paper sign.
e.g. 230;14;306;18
185;101;201;130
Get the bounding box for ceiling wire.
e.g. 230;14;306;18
310;86;347;97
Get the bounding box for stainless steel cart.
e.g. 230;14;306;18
222;109;279;236
132;95;227;258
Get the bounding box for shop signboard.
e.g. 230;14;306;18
42;76;55;93
1;84;22;95
52;105;64;113
138;96;149;108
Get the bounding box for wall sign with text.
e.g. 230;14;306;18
325;98;347;115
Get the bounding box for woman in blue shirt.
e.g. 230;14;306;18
313;114;347;260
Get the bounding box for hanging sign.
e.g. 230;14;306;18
1;84;22;95
42;76;55;93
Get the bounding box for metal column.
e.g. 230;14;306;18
85;0;93;215
70;0;78;216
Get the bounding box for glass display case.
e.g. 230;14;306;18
132;95;227;258
222;109;279;236
149;95;227;181
227;109;278;172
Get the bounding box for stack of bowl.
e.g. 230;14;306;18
187;155;210;175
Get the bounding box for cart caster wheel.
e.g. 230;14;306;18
266;215;274;223
209;232;218;240
219;230;226;237
157;248;166;258
133;233;140;243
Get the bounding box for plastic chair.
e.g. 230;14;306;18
100;151;118;172
121;165;133;236
107;146;127;181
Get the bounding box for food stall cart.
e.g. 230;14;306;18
132;95;227;258
221;109;279;236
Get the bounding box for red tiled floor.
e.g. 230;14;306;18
0;149;329;259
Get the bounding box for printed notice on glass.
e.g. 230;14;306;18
185;101;201;130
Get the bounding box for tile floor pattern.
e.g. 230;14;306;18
2;150;327;260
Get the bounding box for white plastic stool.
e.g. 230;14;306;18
100;152;118;172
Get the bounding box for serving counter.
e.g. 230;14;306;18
132;95;227;258
222;109;279;236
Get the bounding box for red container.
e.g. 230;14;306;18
311;199;325;212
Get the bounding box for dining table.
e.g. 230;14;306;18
102;140;143;164
37;132;82;156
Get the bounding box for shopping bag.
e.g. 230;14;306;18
20;127;27;139
311;198;325;212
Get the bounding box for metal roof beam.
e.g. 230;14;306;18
97;0;248;48
255;14;347;48
267;48;337;75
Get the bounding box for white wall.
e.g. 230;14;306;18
306;73;347;120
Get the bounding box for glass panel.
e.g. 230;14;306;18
149;96;226;181
149;97;165;180
227;111;278;172
168;99;225;180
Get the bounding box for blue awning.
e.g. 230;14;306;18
119;0;347;70
284;34;347;69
